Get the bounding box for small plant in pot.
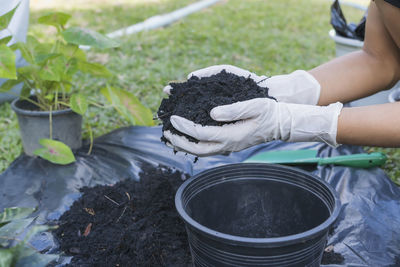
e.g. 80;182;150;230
0;10;154;164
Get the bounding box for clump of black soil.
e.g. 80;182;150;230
158;70;275;143
54;165;192;267
321;245;345;265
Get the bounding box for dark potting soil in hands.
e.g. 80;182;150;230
54;165;192;267
157;70;275;143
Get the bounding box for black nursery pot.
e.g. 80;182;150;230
11;98;82;156
175;163;341;267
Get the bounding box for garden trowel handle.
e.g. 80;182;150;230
318;152;387;168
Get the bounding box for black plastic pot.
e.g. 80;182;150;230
175;163;341;267
11;98;82;156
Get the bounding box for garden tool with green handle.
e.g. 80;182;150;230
244;149;387;168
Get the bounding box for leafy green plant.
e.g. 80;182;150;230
0;9;154;165
101;86;154;126
0;207;57;267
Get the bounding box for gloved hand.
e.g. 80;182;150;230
163;65;321;105
163;99;343;157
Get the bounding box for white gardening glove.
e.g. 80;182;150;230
163;65;321;105
164;99;343;157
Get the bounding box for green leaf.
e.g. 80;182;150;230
20;86;31;99
44;94;54;102
38;55;65;82
3;224;57;267
0;3;19;29
62;58;78;81
59;43;86;61
38;12;71;28
0;207;55;267
0;249;13;267
62;27;120;49
77;61;112;78
0;45;16;79
0;36;12;46
23;225;52;243
70;94;88;115
0;218;34;247
0;79;21;92
11;36;42;64
12;42;34;64
60;81;72;93
33;139;76;165
0;208;35;224
101;86;155;126
17;65;40;81
35;53;61;65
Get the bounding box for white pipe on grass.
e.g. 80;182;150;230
108;0;221;38
80;0;222;50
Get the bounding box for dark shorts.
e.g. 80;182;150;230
384;0;400;8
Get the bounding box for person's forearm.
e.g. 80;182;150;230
309;1;400;106
337;102;400;147
310;50;398;106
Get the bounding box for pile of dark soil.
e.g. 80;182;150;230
54;163;342;266
54;165;192;267
157;70;275;143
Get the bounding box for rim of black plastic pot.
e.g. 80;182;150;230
175;163;341;248
11;97;75;117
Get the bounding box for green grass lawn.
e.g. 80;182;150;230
1;0;399;184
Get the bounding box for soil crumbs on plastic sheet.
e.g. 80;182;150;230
321;245;345;265
54;165;192;267
157;70;275;143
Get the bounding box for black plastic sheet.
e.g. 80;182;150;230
331;0;366;41
1;126;399;266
